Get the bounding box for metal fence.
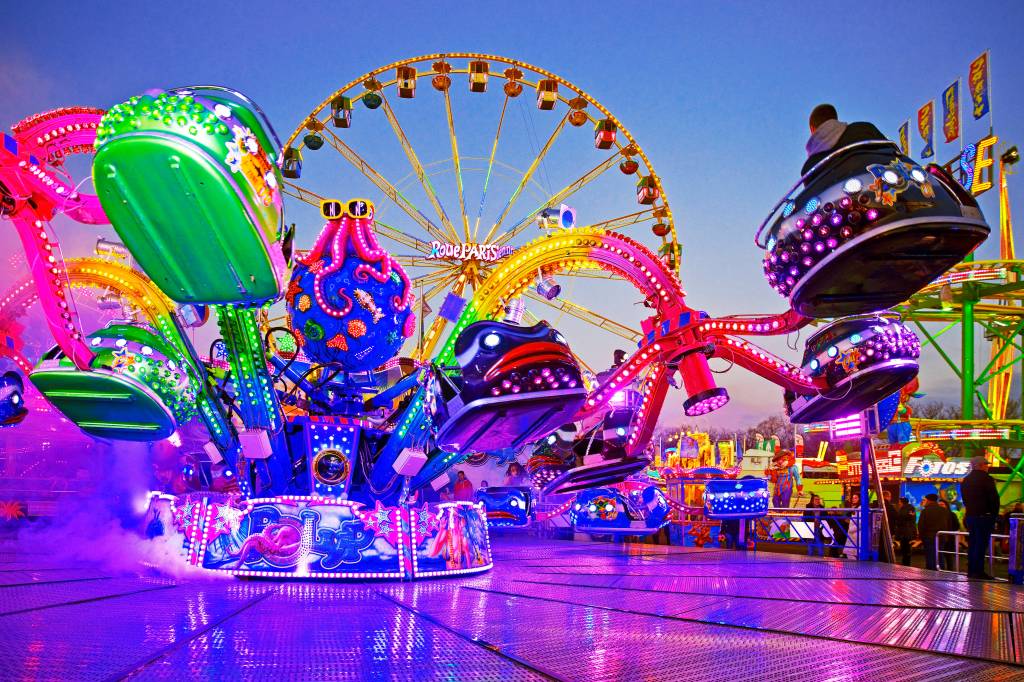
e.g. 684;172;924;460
935;531;1009;580
750;507;878;557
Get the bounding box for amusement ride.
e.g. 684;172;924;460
0;53;996;577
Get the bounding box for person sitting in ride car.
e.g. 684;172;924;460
802;104;887;176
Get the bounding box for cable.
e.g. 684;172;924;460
264;326;298;381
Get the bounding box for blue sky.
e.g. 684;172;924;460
2;0;1022;429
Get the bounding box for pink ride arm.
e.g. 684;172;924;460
1;107;109;369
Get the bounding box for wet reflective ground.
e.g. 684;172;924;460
2;537;1024;680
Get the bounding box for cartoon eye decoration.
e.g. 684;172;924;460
483;332;501;349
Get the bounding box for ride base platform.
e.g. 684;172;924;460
2;537;1023;681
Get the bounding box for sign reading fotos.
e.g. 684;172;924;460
904;456;971;479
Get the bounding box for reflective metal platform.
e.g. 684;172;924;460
2;538;1024;680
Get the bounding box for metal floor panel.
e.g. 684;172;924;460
2;537;1024;681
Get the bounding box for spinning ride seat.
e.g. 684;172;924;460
0;371;28;427
476;486;532;527
30;324;200;440
570;486;669;536
427;320;586;454
757;140;990;318
785;313;920;424
93;86;290;304
542;419;649;495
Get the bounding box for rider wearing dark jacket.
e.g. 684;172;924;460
802;104;887;176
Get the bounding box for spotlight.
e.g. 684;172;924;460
683;387;730;417
1003;146;1020;166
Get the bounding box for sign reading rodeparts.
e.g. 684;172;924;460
426;241;514;262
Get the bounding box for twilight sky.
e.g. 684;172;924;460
2;0;1022;430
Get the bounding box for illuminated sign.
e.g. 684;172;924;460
942;134;997;197
829;414;865;441
904;456;971;479
426;241;514;262
918;427;1010;441
845;449;902;479
931;267;1006;287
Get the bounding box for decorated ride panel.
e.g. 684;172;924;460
476;486;532;528
760;142;989;318
93;87;289;304
410;502;492;576
786;314;920;423
570;486;669;536
430;320;586;454
703;478;770;519
161;494;491;580
286;199;414;371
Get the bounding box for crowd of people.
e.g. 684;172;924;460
803;455;1017;580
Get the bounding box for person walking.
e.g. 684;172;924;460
917;494;947;571
893;497;918;567
803;494;827;557
961;455;1000;580
937;499;961;571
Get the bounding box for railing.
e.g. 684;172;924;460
935;530;1009;580
750;507;877;558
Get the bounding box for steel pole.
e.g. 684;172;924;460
860;436;872;561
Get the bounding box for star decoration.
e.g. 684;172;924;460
836;347;861;373
173;500;198;530
285;279;303;306
111;348;138;373
867;177;896;206
416;504;441;536
357;499;394;537
208;504;246;537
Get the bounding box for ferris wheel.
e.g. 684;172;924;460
279;53;680;365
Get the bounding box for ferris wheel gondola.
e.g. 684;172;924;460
280;53;681;363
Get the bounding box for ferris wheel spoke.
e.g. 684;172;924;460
375;219;434;253
411;268;459;289
591;209;657;231
320;128;449;243
282;180;324;207
379;96;460;242
394;255;439;269
482;111;570;245
472;94;511;242
496;151;621;247
442;90;471;242
522;290;641;343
